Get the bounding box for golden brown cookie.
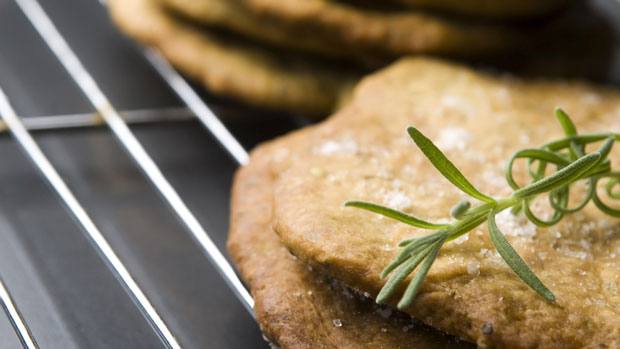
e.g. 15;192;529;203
160;0;532;61
159;0;614;80
229;138;474;348
157;0;384;66
267;58;620;348
108;0;361;116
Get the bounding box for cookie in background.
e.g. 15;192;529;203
109;0;614;117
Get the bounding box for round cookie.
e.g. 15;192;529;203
161;0;532;61
229;138;473;348
268;58;620;348
108;0;362;116
159;0;613;79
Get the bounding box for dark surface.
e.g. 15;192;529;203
0;0;618;348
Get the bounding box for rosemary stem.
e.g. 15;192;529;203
346;113;618;306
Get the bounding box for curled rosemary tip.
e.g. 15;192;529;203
346;108;620;308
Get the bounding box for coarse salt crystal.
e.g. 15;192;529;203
581;93;602;105
480;169;511;193
272;147;290;162
436;127;474;152
453;234;469;245
598;219;611;229
519;133;530;145
557;247;589;260
467;263;481;275
440;95;474;115
496;210;537;239
384;189;412;210
316;139;358;155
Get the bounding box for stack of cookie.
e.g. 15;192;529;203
229;58;620;348
110;0;613;117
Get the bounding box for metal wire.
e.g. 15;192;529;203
15;0;254;324
99;0;248;165
0;276;37;349
0;86;181;349
144;49;250;165
0;107;193;133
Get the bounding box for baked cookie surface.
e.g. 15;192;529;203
229;139;473;348
161;0;532;59
269;58;620;348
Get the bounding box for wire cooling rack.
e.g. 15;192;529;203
0;0;619;348
0;0;305;347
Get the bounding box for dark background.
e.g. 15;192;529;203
0;0;618;347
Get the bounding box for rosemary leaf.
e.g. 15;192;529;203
397;229;447;248
506;149;570;190
407;126;496;203
512;152;600;200
397;236;446;309
592;187;620;217
345;201;448;229
544;134;618;151
555;108;582;160
606;177;620;199
487;211;555;301
382;234;443;278
523;197;564;227
596;136;616;161
548;180;594;214
581;159;611;179
555;108;578;136
376;245;434;304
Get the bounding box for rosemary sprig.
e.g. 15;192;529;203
345;109;620;309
